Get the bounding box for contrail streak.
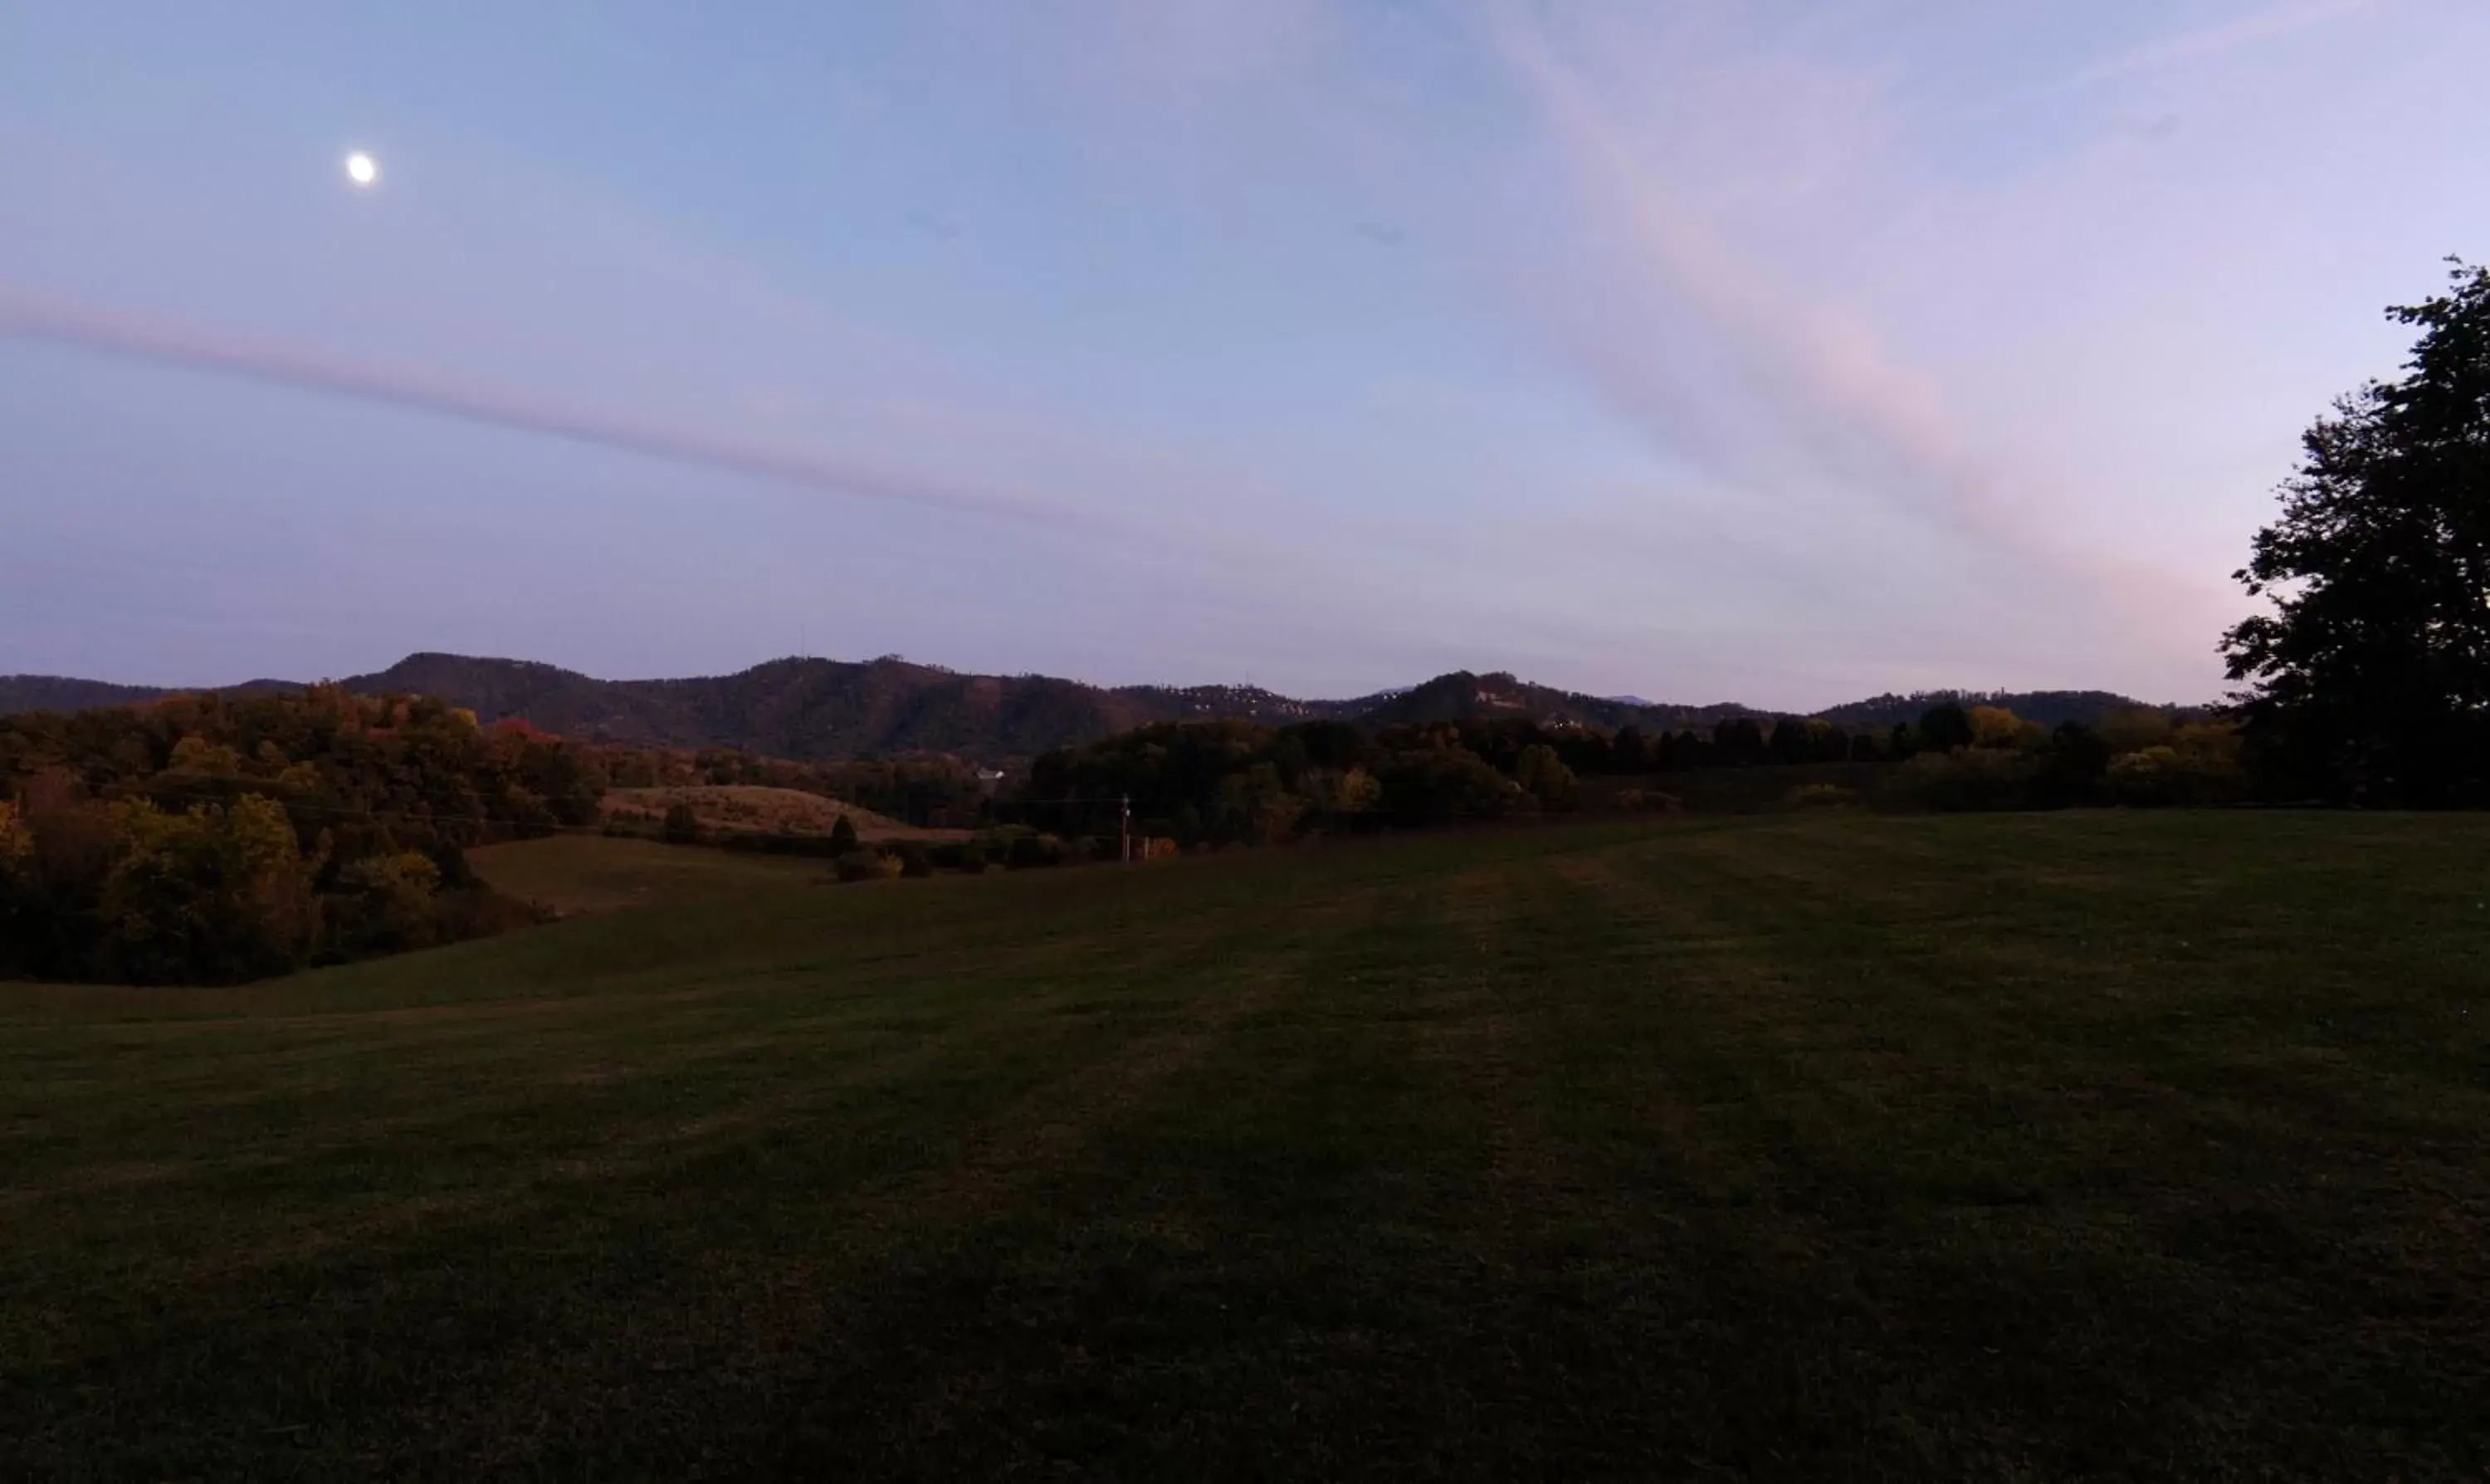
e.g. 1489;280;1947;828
0;294;1091;531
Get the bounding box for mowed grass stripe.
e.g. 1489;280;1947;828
1553;818;2490;1476
1;850;1418;1476
5;816;2490;1478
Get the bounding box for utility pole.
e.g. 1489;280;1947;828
1120;793;1131;864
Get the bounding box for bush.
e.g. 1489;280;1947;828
2100;708;2174;754
1784;783;1854;809
1377;749;1526;823
832;851;905;883
891;842;932;878
2106;728;2248;807
2028;724;2114;809
1006;832;1067;870
661;802;701;846
1611;788;1684;813
1514;744;1576;809
1887;749;2036;812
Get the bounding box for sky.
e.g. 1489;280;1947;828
2;1;2483;709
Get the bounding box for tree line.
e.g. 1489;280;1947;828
0;689;611;984
1007;702;2242;851
0;686;1009;984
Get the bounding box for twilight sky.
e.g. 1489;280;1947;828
3;1;2483;709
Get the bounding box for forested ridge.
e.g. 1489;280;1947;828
1;654;2195;764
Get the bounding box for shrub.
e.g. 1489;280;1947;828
1887;749;2036;812
325;850;443;956
1006;832;1067;870
1784;783;1854;809
892;842;933;878
2106;727;2247;807
832;851;904;883
1514;744;1576;809
661;802;701;846
2099;708;2173;754
1611;788;1684;813
1377;749;1526;823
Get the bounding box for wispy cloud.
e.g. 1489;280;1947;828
1491;15;2027;549
2072;0;2377;89
1482;7;2232;669
1965;0;2384;115
0;293;1096;534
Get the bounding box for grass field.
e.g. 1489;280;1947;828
6;813;2488;1479
468;833;823;915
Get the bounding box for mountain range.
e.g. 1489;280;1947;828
0;653;2203;762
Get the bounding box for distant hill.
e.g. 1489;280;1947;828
1817;690;2212;730
0;674;294;715
1352;671;1760;732
0;676;174;714
0;654;2208;761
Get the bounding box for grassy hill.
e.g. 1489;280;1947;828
5;813;2485;1477
596;784;967;844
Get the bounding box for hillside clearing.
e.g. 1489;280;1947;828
598;783;968;842
5;813;2488;1478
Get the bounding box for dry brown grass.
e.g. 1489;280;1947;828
600;785;968;843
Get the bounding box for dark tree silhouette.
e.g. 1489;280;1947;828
2224;261;2490;805
1917;704;1975;754
1711;717;1767;766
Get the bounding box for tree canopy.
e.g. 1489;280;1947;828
0;688;600;982
2223;261;2490;805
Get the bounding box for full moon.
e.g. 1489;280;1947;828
344;151;378;187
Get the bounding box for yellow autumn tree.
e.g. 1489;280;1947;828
2099;708;2172;755
1966;705;2026;749
101;796;316;984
